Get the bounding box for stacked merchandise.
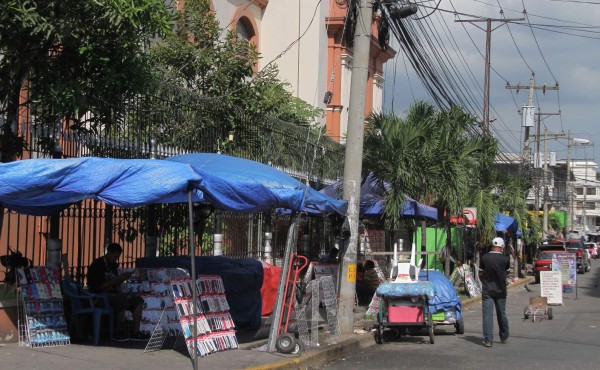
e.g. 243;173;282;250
122;268;187;337
171;274;237;357
17;267;70;347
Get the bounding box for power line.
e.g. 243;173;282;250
497;2;534;74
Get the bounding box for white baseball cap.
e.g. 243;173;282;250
492;237;505;247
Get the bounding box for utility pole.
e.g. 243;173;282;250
506;77;559;165
506;77;559;235
583;150;589;232
567;130;572;232
543;127;549;235
339;0;418;333
339;0;373;334
456;16;524;135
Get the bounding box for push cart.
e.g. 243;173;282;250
419;270;464;335
374;281;436;344
273;253;309;354
523;296;553;322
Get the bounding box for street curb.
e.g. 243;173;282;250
461;276;534;309
244;276;534;369
243;333;374;370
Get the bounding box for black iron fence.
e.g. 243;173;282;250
1;86;344;282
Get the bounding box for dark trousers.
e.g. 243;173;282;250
482;295;509;344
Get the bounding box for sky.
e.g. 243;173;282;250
382;0;600;166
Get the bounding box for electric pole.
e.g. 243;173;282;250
506;76;559;236
456;16;524;135
339;0;373;334
339;0;417;333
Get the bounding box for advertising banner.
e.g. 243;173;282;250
552;253;576;293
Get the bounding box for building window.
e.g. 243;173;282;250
587;188;596;196
230;6;258;72
575;188;583;195
236;21;251;42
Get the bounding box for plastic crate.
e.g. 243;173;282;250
388;306;424;323
431;312;445;321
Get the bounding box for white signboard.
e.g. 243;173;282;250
540;271;563;305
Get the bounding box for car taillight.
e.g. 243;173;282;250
577;250;583;257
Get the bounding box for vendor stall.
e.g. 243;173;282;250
374;280;436;344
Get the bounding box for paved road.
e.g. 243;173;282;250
324;262;600;370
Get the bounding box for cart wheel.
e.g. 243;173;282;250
455;317;465;335
523;306;529;320
290;339;305;355
547;307;553;320
375;325;383;344
399;327;407;338
276;333;297;354
428;325;435;344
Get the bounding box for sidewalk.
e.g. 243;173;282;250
0;277;532;370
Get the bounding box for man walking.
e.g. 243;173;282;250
480;237;510;347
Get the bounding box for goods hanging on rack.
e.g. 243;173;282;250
17;267;70;348
172;274;237;357
121;268;238;356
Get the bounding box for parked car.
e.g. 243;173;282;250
584;242;598;259
565;239;591;274
533;250;565;284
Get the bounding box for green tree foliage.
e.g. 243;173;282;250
364;102;488;227
148;0;321;127
0;0;174;157
364;102;533;249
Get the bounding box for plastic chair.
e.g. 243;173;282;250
61;277;114;345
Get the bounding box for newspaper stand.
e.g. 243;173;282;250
374;281;435;344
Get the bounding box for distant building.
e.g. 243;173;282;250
524;156;599;233
209;0;395;143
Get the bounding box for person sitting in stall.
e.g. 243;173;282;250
356;260;382;304
87;242;148;341
319;247;339;264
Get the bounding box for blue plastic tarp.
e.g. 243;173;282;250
0;157;205;215
167;153;347;216
0;155;347;216
320;173;437;220
136;256;263;330
494;212;519;233
376;281;435;299
419;270;462;317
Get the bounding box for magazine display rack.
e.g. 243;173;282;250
17;267;70;348
122;268;188;338
172;274;237;357
120;268;189;353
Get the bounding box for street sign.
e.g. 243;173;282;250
540;271;563;305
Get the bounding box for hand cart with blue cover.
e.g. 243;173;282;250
374;280;436;344
418;270;464;334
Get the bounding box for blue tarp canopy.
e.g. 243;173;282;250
167;153;347;216
494;212;519;233
0;157;204;215
0;155;346;216
320;173;437;221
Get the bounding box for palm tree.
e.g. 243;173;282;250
364;102;490;246
364;101;537;277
